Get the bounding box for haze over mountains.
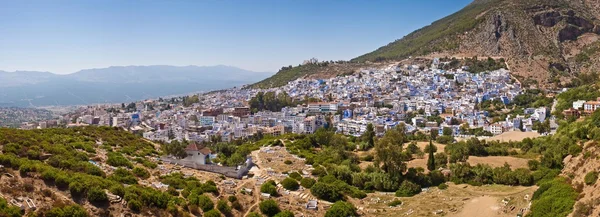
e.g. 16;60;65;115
0;65;272;107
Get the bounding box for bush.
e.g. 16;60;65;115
45;204;88;217
167;187;179;196
247;212;263;217
106;152;133;168
387;199;402;207
128;199;142;212
198;195;214;212
227;195;237;202
109;184;125;197
529;178;577;217
395;180;421;197
310;182;342;202
204;209;222;217
281;178;299;191
274;210;294;217
300;178;316;188
260;182;278;196
324;201;357;217
284;160;292;165
69;182;86;197
231;200;243;211
87;187;108;204
438;183;448;190
288;172;302;181
259;199;281;217
0;197;22;217
217;200;231;216
132;167;150;179
584;171;598;185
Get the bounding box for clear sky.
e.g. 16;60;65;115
0;0;472;74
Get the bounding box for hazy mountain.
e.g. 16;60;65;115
0;65;271;107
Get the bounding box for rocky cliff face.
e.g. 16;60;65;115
355;0;600;88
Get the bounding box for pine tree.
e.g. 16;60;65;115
427;140;436;171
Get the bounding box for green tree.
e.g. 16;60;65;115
395;180;421;197
427;140;436;171
217;199;231;216
260;181;278;196
198;195;214;212
87;187;108;204
204;209;222;217
325;201;357;217
259;199;281;217
281;178;299;191
374;124;409;179
362;123;375;150
300;178;316;188
584;171;598;185
274;210;295;217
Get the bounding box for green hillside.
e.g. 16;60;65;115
352;0;500;62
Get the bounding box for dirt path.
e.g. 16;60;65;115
449;196;505;217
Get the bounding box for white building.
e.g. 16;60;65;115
184;143;212;165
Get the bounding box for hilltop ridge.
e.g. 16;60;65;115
253;0;600;89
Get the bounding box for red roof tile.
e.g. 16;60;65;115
185;143;199;151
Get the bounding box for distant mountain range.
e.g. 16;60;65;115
0;65;272;107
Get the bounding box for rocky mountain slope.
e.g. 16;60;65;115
254;0;600;89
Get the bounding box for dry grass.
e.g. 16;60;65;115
351;183;536;217
484;131;540;142
467;156;529;169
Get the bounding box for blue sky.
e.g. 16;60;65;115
0;0;472;74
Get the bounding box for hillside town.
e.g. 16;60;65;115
20;60;558;147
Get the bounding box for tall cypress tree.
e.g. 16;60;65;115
427;140;436;171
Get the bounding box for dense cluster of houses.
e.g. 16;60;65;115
26;62;556;151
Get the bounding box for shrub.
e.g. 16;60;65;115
259;199;281;217
231;200;243;211
324;201;357;217
300;178;316;188
217;200;231;216
106;152;133;168
45;204;88;217
274;210;294;217
387;199;402;207
55;175;71;188
203;209;222;217
227;195;237;202
528;159;540;171
584;171;598;185
311;166;327;177
0;197;22;217
260;182;278;196
438;183;448;190
310;182;342;202
132;167;150;179
109;184;125;197
288;172;302;181
395;180;421;197
198;195;214;212
529;178;577;217
247;212;263;217
69;182;86;197
128;199;142;212
167;187;179;196
281;178;299;191
87;187;108;204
